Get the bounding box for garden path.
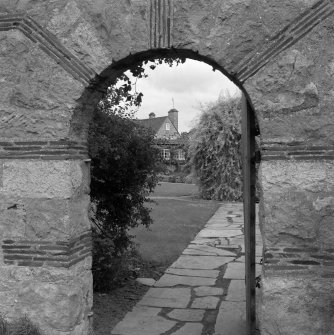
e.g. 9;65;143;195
111;203;262;335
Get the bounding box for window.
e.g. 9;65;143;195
162;149;170;160
165;123;170;131
177;150;185;160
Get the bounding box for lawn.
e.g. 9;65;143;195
150;182;199;197
131;195;221;264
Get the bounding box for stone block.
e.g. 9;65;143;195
0;266;92;333
171;255;234;270
259;276;334;335
191;296;220;309
226;280;245;302
166;268;219;278
0;29;83;142
0;196;26;239
17;282;83;331
154;274;215;287
167;308;205;322
183;244;237;257
214;301;246;335
194;286;224;296
2;161;85;199
196;228;243;238
111;306;176;335
136;278;156;286
0;194;90;241
138;288;191;308
224;262;245;279
172;323;203;335
260;161;334;248
25;198;69;240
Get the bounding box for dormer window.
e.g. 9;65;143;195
166;123;170;131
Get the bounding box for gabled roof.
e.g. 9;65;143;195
136;116;169;134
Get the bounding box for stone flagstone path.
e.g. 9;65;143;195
111;203;262;335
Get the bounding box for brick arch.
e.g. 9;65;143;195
0;1;333;334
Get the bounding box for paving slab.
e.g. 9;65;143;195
224;262;245;279
183;244;237;257
226;214;241;218
172;323;203;335
138;288;191;308
136;278;156;286
111;306;176;335
191;296;220;309
196;229;243;238
190;238;217;245
235;256;246;263
206;224;243;230
235;256;245;263
214;301;246;335
229;236;245;244
154;274;215;287
226;280;246;302
235;255;262;262
167;309;205;322
194;286;224;296
171;255;233;270
166;268;219;278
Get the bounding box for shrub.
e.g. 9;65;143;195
89;58;185;291
187;96;243;201
88;109;161;291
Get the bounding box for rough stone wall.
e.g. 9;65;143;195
245;13;334;335
0;0;333;334
0;11;93;335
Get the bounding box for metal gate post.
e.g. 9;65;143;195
241;94;257;335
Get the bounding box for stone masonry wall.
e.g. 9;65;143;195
0;12;93;335
0;0;333;334
245;12;334;335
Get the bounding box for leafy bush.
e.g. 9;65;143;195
89;58;185;291
91;230;141;291
187;96;242;201
88;108;161;291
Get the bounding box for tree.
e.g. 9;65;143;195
187;96;242;201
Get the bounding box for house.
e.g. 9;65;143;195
136;109;186;162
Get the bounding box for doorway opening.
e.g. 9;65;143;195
83;48;260;335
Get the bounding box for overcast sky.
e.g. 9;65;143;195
126;59;241;133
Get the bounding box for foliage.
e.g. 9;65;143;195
102;57;185;118
89;57;186;291
88;105;161;291
0;315;44;335
91;231;141;291
187;96;242;201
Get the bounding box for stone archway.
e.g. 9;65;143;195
0;1;333;334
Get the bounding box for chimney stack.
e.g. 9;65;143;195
168;109;179;132
149;112;156;119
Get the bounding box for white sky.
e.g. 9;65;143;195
126;59;241;133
